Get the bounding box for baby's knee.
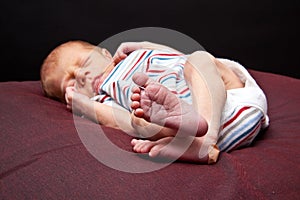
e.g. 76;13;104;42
189;51;215;61
186;51;220;76
187;51;217;67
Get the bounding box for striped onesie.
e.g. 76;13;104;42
94;49;269;152
96;49;192;110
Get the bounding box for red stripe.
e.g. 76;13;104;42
179;87;189;94
100;95;110;103
112;82;116;99
222;106;251;129
155;53;183;56
147;69;166;73
122;85;129;95
123;51;147;79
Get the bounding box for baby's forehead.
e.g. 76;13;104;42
57;45;86;63
56;42;101;69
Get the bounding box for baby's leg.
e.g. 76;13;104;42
130;111;179;140
131;137;209;163
131;73;208;138
131;51;226;164
184;51;227;162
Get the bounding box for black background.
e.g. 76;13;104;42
1;0;299;82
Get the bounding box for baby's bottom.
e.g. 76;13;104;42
131;51;227;163
217;105;265;152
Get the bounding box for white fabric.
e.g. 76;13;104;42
217;58;269;129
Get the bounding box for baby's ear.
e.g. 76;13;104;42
101;48;113;59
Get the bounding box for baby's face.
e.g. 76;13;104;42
53;45;114;99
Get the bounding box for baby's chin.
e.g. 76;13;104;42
93;75;103;94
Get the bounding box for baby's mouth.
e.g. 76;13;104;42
92;74;103;94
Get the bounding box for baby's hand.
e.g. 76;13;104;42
65;86;76;110
65;86;90;115
113;42;143;64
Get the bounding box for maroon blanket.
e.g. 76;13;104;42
1;70;299;199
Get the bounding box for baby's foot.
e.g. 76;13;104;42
131;137;209;163
131;72;208;137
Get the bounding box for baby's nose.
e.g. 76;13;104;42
74;69;86;86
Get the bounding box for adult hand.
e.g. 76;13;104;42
113;42;143;64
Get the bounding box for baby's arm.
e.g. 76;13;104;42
113;41;182;64
65;86;175;140
138;41;182;53
65;86;136;133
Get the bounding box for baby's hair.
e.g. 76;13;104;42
40;40;95;102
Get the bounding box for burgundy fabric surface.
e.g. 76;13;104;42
1;70;299;199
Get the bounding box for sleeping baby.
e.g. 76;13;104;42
40;40;269;164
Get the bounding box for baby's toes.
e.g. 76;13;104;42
132;139;152;153
134;108;144;118
131;101;140;110
131;92;141;101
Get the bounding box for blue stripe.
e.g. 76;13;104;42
150;56;175;64
148;74;157;78
102;97;113;103
179;93;191;99
160;76;176;85
116;81;124;108
101;59;124;90
125;86;131;111
222;114;263;152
